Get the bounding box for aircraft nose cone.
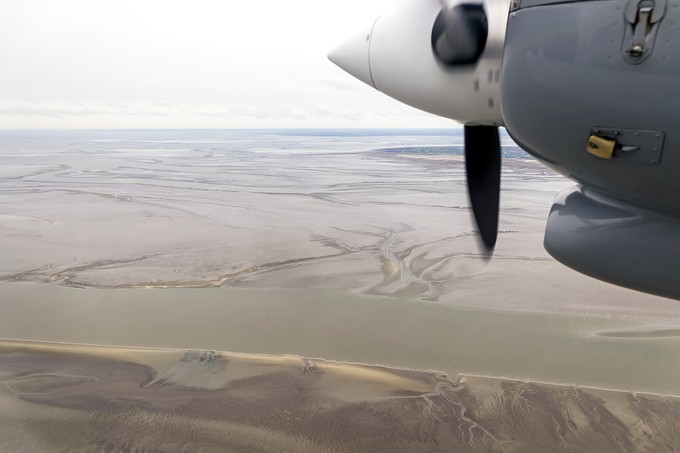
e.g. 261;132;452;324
328;24;376;88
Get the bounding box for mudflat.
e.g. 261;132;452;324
2;340;680;453
2;130;680;451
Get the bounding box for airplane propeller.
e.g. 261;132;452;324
432;2;499;253
328;0;503;253
464;125;500;253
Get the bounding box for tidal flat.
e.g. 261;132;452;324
2;340;680;453
1;129;680;451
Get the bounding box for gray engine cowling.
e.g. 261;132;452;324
501;0;680;299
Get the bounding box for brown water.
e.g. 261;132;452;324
2;283;680;395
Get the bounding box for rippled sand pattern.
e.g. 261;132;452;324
2;341;680;453
1;130;677;320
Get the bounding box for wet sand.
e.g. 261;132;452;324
2;130;680;451
0;130;676;320
2;339;680;453
595;325;680;338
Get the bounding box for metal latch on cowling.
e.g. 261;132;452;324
586;128;664;165
622;0;666;64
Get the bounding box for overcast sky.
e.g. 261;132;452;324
0;0;455;129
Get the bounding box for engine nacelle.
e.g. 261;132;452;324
328;0;510;126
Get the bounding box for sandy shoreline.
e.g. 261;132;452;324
2;339;680;453
4;337;679;398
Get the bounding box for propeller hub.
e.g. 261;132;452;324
431;4;489;66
